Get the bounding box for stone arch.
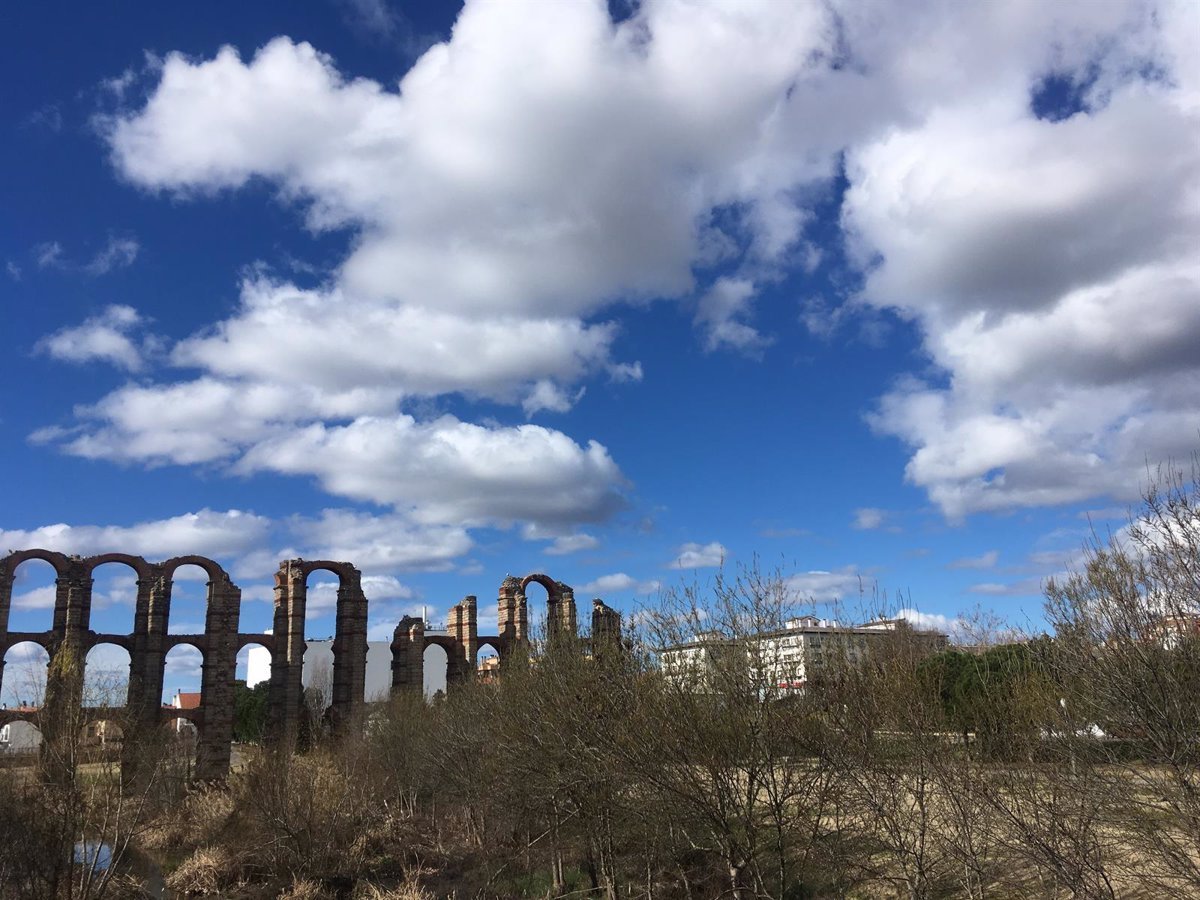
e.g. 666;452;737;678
3;548;73;577
161;643;204;706
271;559;367;743
83;641;131;708
1;640;49;709
0;552;66;637
519;573;577;640
475;637;501;682
82;553;150;580
422;641;450;699
160;555;228;584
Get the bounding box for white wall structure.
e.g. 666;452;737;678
661;616;948;694
0;720;42;754
246;636;449;700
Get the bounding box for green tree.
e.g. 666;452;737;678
232;679;269;743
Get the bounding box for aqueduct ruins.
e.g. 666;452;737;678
0;549;620;781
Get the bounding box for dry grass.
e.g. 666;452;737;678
164;845;247;896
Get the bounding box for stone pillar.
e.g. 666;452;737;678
591;599;622;649
390;616;425;695
141;569;170;723
42;560;89;780
0;561;11;700
447;596;477;685
330;567;368;733
498;576;527;649
196;575;239;781
269;562;307;750
557;582;577;638
121;569;161;786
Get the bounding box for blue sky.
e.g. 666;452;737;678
2;0;1198;701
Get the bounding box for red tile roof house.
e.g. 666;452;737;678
167;691;202;736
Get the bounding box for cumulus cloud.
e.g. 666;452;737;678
852;508;886;531
171;277;616;406
36;304;156;371
33;0;1195;533
894;608;966;639
287;508;471;571
695;277;770;355
35;242;63;269
577;572;661;597
845;1;1200;517
236;416;626;527
0;509;271;561
84;236;140;275
786;567;867;605
948;550;1000;570
671;541;726;569
30;236;139;276
543;533;600;556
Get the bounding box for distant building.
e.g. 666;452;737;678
0;706;42;754
660;615;949;693
168;690;202;736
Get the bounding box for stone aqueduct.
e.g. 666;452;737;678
0;549;621;780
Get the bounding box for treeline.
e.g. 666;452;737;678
4;468;1200;899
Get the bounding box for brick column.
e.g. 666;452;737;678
447;596;477;685
269;562;307;750
0;561;11;701
121;568;161;786
331;567;367;734
498;576;527;651
390;616;425;695
41;560;90;780
196;576;239;780
591;598;622;651
557;582;577;638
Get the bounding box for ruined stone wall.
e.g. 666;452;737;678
393;573;621;697
0;550;368;782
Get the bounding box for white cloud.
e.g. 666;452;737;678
29;236;139;277
6;261;20;281
844;1;1200;517
852;508;886;530
287;508;471;571
236;415;626;527
671;541;727;569
522;380;584;417
36;304;155;372
577;572;661;597
544;533;599;556
894;608;966;639
695;277;770;356
0;509;271;562
35;242;63;269
607;361;643;383
171;277;616;407
41;0;1195;532
786;567;865;605
83;236;139;275
12;585;57;611
948;550;999;570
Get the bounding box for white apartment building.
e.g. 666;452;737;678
660;615;948;694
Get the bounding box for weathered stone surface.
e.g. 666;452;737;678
1;555;620;778
391;573;622;694
0;549;369;782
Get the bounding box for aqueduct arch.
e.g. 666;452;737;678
0;549;367;781
389;574;622;695
0;552;619;780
